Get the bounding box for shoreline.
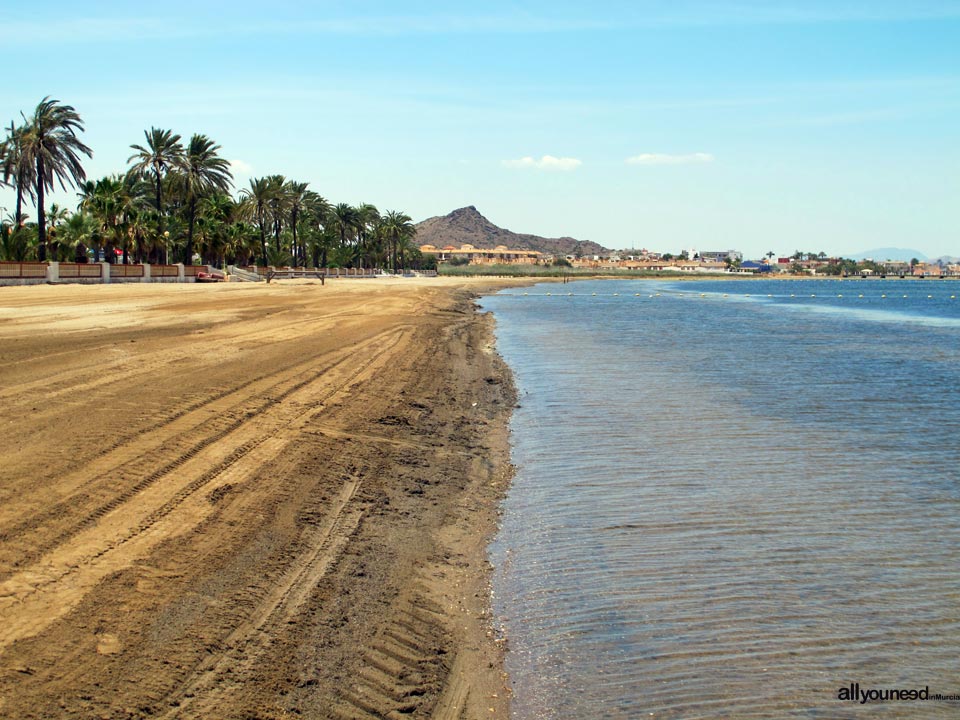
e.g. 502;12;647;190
0;279;525;718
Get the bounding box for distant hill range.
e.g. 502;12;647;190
414;206;609;257
846;247;928;262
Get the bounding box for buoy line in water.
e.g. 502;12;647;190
504;292;957;299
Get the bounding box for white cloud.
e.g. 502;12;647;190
502;155;582;171
230;159;254;175
625;152;714;166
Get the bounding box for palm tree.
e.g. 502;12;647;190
59;211;97;262
197;192;235;266
45;202;69;260
396;231;419;271
128;128;183;240
223;221;258;267
307;225;337;270
379;210;415;272
80;176;123;263
176;134;232;265
299;192;330;268
328;203;359;266
22;97;93;260
239;177;275;266
1;121;36;227
285;181;310;266
125;208;152;264
264;174;287;252
355;202;380;267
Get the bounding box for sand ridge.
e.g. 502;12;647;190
0;277;526;719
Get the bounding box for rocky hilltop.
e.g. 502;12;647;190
414;206;609;257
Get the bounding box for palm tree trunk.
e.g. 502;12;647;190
36;154;47;261
259;218;268;267
155;171;163;236
291;209;299;266
185;197;197;265
14;187;24;228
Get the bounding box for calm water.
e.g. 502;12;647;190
481;278;960;719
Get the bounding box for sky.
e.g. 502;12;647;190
2;0;959;259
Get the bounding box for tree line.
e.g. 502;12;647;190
1;98;425;270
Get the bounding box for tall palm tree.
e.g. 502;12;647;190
285;180;310;266
176;134;232;265
264;174;287;253
355;202;380;267
328;203;359;266
22;97;93;260
1;121;36;227
128;128;183;240
239;177;276;266
379;210;415;273
197;192;235;266
396;231;418;271
300;192;331;268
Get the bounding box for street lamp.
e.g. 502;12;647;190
163;230;170;264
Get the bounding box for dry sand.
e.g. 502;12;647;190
0;277;527;719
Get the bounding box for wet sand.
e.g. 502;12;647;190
0;277;525;719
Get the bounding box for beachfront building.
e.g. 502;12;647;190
419;244;543;265
913;262;945;278
697;250;743;263
776;257;834;273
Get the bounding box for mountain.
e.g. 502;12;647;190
414;206;609;257
846;247;928;262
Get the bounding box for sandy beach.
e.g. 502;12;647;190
0;277;525;719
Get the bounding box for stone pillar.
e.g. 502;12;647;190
142;263;152;283
100;262;111;284
47;262;59;283
176;263;185;282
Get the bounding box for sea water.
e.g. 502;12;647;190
480;278;960;719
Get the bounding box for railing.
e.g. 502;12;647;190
0;262;47;278
226;266;263;282
182;265;202;277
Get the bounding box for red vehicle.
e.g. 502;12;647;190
195;271;224;283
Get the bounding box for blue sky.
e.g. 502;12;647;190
3;1;959;258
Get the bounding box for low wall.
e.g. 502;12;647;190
0;262;218;286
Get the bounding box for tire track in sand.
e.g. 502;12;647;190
0;327;408;652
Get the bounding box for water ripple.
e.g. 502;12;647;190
485;279;960;719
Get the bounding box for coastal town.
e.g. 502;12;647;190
418;242;960;278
